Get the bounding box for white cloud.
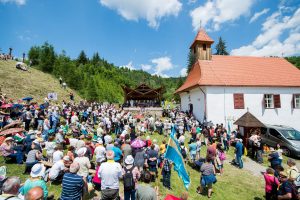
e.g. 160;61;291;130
121;61;135;70
190;0;254;31
141;64;151;71
0;0;26;5
99;0;182;29
249;8;270;23
231;7;300;57
180;68;187;77
151;56;173;77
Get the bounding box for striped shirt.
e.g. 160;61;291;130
26;149;39;163
60;173;84;200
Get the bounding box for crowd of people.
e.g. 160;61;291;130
0;92;299;200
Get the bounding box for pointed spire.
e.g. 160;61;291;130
190;29;214;49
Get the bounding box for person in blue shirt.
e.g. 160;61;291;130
188;138;197;163
235;139;244;169
109;142;123;162
268;148;281;170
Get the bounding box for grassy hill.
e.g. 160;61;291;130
0;60;82;103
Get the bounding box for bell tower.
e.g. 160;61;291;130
190;29;214;60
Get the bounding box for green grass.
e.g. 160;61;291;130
0;132;265;200
146;133;265;200
0;60;82;103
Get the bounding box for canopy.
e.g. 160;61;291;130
13;104;23;109
234;111;265;128
3;121;22;130
22;96;33;101
131;139;146;148
1;104;13;109
0;128;24;136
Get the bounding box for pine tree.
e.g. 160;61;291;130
187;50;196;73
77;50;88;65
91;52;101;66
215;37;229;55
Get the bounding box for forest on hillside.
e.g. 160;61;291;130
28;42;184;103
286;56;300;69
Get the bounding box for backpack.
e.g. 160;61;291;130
181;146;187;159
270;176;278;200
289;182;300;200
219;152;226;161
291;169;300;187
123;166;135;191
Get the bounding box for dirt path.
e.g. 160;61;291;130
242;157;267;176
225;156;267;177
228;157;300;177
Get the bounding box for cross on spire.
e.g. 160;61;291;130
199;20;202;30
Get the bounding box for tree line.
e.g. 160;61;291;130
28;42;182;103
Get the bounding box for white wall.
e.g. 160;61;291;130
180;87;205;122
206;86;300;130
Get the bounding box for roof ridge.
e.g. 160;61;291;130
212;55;286;60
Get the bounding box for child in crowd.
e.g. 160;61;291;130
216;143;226;175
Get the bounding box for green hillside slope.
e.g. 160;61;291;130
0;60;82;103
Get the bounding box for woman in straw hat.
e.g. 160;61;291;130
0;137;23;164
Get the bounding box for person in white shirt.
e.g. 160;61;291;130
48;156;70;182
44;136;56;163
94;139;106;164
97;125;104;138
71;113;79;124
99;150;122;200
52;145;64;164
179;134;185;144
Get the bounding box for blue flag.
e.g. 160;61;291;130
164;134;190;189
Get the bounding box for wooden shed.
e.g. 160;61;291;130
234;111;265;147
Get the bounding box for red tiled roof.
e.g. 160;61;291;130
190;29;214;48
176;55;300;93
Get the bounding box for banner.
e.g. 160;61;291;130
48;93;58;100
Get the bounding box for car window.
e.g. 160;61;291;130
270;128;281;139
261;128;267;135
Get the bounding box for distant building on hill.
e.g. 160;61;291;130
176;29;300;130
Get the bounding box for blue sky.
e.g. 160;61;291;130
1;0;300;77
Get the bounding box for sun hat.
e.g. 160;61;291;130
63;156;70;162
97;138;103;144
125;155;134;165
30;163;45;178
77;147;87;157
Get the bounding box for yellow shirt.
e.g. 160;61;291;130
160;144;166;154
287;166;299;180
